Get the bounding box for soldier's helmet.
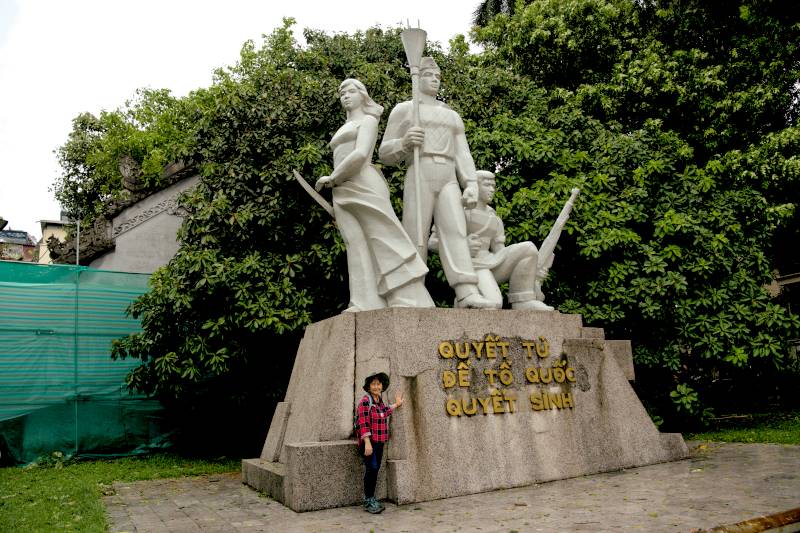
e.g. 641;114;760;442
420;56;440;74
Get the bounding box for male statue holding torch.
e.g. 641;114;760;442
379;56;495;308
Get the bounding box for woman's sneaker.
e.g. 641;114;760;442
365;497;384;514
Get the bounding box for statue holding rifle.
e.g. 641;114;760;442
380;45;495;309
430;170;579;310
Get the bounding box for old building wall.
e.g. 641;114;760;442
89;175;199;274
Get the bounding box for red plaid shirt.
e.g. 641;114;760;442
356;394;394;443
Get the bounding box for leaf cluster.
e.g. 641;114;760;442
110;21;429;407
55;3;800;429
474;0;800;422
53;88;199;222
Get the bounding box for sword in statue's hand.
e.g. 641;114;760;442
291;169;335;220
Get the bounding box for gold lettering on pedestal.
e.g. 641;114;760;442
471;341;485;358
439;341;454;359
477;396;491;415
446;399;462;416
439;335;578;417
457;361;471;387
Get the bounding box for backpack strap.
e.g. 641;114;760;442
354;395;376;444
363;395;375;419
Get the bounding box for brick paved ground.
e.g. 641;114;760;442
105;442;800;532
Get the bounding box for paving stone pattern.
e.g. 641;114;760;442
105;442;800;532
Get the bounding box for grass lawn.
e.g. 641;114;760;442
0;453;239;533
685;410;800;445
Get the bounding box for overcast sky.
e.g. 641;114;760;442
0;0;474;239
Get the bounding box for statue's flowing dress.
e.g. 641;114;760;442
329;119;429;310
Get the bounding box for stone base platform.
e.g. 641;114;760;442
243;308;688;511
243;441;387;511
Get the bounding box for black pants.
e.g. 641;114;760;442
363;442;384;498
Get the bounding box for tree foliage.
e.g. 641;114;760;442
472;0;521;27
53;88;197;221
474;0;800;421
53;3;800;433
106;23;430;442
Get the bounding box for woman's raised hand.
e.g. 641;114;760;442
315;175;335;191
394;391;404;408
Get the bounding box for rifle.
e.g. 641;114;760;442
538;188;580;276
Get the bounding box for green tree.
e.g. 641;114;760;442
53;88;198;222
107;22;431;451
52;3;800;439
474;0;800;422
472;0;524;27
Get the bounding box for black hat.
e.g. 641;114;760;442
362;372;390;392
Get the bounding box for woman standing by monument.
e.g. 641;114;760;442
355;372;403;514
315;79;433;311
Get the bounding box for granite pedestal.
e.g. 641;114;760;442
242;308;687;511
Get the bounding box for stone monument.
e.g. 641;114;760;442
244;309;687;510
430;170;577;310
310;78;433;311
378;37;494;309
244;26;687;512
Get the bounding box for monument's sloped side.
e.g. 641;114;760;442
243;308;687;511
275;313;355;463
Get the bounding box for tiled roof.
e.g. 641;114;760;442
0;230;36;246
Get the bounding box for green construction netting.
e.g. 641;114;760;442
0;261;169;464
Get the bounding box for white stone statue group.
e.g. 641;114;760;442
307;52;577;312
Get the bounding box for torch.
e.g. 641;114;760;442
400;24;427;255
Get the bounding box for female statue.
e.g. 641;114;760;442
315;79;434;311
